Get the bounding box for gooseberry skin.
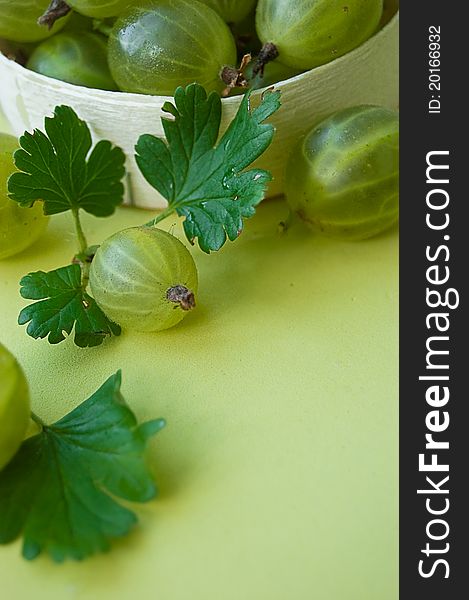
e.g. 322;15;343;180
0;0;70;43
66;0;132;18
108;0;237;96
61;11;94;33
198;0;257;24
0;343;30;471
27;32;118;91
256;0;384;70
0;133;48;260
89;227;199;333
285;105;399;240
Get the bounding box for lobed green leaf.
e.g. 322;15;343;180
0;371;165;562
18;264;121;348
8;105;126;217
135;84;281;252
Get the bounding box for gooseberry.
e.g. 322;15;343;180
0;0;70;43
0;342;30;471
107;0;237;96
256;0;384;70
198;0;257;25
89;227;198;332
285;105;399;240
27;32;118;90
0;133;48;260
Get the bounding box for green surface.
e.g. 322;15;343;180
0;201;398;599
0;113;398;599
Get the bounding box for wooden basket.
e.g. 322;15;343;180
0;12;399;209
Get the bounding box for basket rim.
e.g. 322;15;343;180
0;10;399;105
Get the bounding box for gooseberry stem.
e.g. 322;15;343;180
220;54;252;97
252;42;279;77
37;0;71;29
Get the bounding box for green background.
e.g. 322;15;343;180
0;116;398;599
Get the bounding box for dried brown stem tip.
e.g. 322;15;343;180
252;42;279;78
37;0;71;30
221;53;252;97
166;285;196;311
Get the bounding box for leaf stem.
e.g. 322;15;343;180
71;209;91;288
71;208;88;254
30;411;46;429
144;206;176;228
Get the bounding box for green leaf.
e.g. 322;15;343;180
135;84;281;253
18;264;121;348
0;371;165;562
8;105;126;217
